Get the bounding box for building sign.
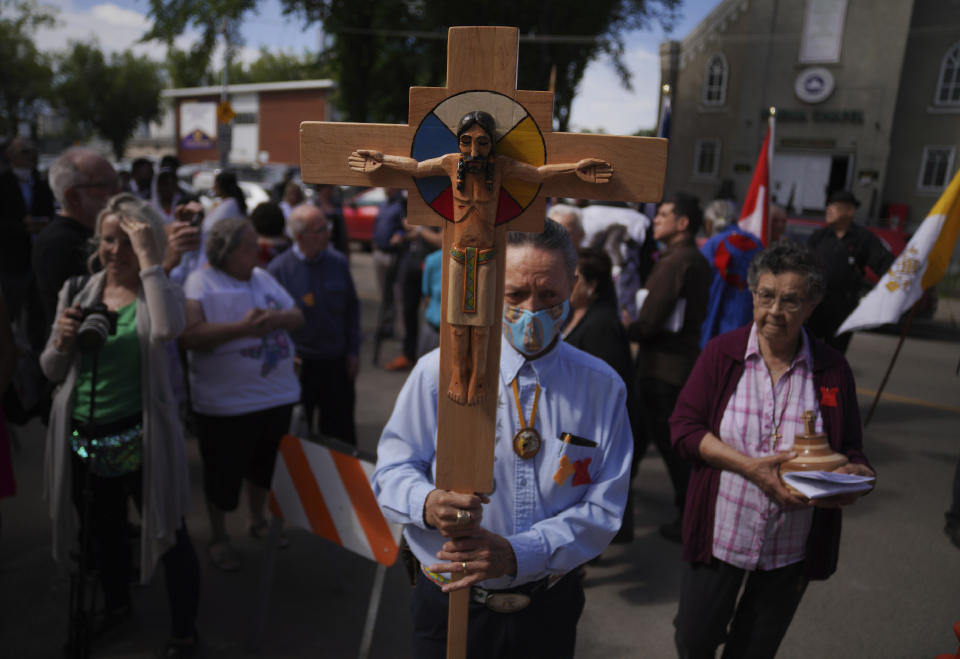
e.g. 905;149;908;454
795;67;835;103
763;108;864;124
799;0;847;64
180;101;217;150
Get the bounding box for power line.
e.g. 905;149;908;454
329;27;606;45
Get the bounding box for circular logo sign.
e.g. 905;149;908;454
795;67;835;104
410;90;546;225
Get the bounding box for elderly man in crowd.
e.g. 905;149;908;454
267;204;361;445
547;202;585;247
373;219;633;658
32;148;120;332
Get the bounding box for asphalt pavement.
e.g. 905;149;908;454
2;250;959;658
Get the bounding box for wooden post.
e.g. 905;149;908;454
298;26;667;659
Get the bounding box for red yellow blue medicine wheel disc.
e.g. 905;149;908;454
411;90;546;225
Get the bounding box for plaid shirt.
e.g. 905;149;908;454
711;324;821;570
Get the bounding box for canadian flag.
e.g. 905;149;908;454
738;116;775;244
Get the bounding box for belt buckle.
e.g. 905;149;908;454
473;588;531;613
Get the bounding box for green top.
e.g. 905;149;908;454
72;300;142;424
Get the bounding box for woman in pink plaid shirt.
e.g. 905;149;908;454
669;241;875;659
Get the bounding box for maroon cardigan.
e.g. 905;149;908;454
669;325;871;580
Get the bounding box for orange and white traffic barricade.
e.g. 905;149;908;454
268;434;400;566
252;434;402;658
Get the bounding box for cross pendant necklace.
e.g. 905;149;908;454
769;374;792;449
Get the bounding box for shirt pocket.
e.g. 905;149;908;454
541;438;598;514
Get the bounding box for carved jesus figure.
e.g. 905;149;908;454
348;111;612;405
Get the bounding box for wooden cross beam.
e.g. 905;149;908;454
300;26;666;659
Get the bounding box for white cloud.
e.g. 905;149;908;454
90;3;150;29
569;43;662;135
35;1;196;60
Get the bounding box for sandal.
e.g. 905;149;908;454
207;542;241;572
248;520;290;549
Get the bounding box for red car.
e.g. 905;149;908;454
341;187;387;249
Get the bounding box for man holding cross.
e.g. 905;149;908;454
373;219;633;658
349;110;611;406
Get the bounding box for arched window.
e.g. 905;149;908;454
935;42;960;106
703;54;728;105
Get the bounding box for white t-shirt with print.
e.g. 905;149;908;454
184;266;300;416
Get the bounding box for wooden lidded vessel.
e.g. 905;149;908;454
779;410;848;495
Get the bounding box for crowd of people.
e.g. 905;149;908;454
0;135;955;659
0;143;360;657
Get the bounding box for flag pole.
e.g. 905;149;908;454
863;299;921;427
766;107;775;245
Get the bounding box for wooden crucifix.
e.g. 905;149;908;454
300;26;666;659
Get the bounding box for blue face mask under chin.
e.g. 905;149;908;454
502;300;570;357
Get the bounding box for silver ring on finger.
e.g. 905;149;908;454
456;509;471;526
461;561;468;573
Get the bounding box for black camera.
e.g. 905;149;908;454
76;303;118;352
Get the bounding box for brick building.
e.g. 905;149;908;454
161;79;335;167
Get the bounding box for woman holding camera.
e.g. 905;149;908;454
42;193;199;657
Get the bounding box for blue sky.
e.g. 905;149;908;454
36;0;718;133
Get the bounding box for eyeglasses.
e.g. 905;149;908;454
753;290;806;312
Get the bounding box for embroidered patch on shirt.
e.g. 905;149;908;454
820;386;838;407
553;455;575;485
572;458;592;486
302;291;315;307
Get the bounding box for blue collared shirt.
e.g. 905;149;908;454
372;335;634;589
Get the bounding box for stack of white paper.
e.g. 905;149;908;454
782;471;875;499
634;289;687;333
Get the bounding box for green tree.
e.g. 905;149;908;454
166;45;217;87
56;43;165;160
242;48;329;83
144;0;678;130
0;0;57;137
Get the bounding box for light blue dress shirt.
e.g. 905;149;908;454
373;335;634;589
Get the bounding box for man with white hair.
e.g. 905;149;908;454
32;147;120;331
267;204;361;445
547;202;585;247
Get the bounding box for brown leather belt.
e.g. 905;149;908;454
420;564;552;613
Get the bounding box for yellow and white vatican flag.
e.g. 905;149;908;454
838;169;960;334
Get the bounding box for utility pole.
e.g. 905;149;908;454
218;18;233;169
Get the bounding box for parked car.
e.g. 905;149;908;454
342;186;387;249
